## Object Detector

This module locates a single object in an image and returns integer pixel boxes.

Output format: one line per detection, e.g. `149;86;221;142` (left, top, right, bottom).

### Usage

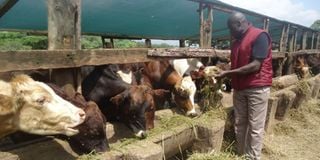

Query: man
217;12;272;160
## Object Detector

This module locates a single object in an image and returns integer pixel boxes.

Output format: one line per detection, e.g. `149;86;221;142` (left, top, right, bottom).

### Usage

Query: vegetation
0;31;175;51
310;20;320;31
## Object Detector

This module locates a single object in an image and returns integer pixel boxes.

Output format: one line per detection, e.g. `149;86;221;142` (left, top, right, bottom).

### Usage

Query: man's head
227;12;250;39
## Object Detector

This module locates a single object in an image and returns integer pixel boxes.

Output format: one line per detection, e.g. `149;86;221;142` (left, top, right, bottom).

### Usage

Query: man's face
228;20;243;39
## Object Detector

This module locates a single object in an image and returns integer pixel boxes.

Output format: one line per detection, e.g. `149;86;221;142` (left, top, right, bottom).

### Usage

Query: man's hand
215;70;230;79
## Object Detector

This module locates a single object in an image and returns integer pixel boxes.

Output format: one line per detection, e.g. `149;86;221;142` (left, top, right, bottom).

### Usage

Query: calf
81;64;166;138
0;75;86;138
47;83;108;154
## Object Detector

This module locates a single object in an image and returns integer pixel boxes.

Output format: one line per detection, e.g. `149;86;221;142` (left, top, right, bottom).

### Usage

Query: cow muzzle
135;130;147;139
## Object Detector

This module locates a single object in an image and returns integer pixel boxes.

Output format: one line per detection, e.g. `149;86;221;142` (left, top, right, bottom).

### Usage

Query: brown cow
47;83;108;154
0;75;86;138
140;61;198;117
81;64;167;138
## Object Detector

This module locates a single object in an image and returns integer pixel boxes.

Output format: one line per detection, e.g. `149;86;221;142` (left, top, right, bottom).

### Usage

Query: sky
220;0;320;27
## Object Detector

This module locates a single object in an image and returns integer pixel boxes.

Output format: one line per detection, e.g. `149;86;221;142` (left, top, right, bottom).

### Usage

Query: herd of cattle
0;54;319;154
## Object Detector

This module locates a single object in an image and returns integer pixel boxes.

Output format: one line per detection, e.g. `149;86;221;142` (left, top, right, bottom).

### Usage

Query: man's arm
216;59;262;78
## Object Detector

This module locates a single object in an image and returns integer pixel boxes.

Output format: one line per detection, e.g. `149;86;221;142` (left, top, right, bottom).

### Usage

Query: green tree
310;20;320;31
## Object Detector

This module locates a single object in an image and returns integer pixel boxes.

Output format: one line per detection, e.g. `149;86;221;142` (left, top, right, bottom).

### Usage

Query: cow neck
0;95;19;138
159;66;177;89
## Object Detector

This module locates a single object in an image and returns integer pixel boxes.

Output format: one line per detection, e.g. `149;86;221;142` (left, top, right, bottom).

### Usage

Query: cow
47;83;108;154
81;64;167;138
294;56;312;78
0;74;86;138
139;61;198;117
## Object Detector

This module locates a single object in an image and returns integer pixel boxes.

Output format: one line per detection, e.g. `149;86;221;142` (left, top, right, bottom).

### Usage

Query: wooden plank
0;49;154;72
148;48;230;58
0;48;317;73
293;29;298;51
0;0;18;17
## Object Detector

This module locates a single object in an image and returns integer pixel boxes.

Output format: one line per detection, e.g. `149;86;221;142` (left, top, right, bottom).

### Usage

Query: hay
187;152;245;160
148;114;195;137
77;150;101;160
198;76;224;112
296;80;311;96
262;99;320;159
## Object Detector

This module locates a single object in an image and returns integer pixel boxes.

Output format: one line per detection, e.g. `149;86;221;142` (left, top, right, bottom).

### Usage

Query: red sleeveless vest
230;26;273;90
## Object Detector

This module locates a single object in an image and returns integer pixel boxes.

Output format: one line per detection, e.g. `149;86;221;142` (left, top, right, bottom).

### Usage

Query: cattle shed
0;0;320;160
0;0;319;72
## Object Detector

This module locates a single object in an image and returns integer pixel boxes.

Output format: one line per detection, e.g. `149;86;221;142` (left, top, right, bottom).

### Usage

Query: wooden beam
279;24;290;52
145;39;152;48
179;40;186;48
293;29;298;51
48;0;81;50
289;29;298;52
311;32;315;49
317;34;320;49
199;3;213;48
0;49;153;73
301;31;308;50
0;48;317;73
0;0;18;17
263;18;270;33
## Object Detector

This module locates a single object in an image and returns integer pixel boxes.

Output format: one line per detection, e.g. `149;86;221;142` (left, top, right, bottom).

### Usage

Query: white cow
0;75;86;138
170;58;204;77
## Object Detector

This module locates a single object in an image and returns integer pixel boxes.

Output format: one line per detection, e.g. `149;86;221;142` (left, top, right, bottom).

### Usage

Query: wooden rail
0;48;318;73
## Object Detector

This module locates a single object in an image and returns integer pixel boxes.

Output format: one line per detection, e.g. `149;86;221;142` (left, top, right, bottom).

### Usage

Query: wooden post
179;40;186;48
48;0;82;92
317;34;320;49
48;0;81;50
263;18;270;33
145;39;152;48
279;24;290;52
311;32;315;49
199;3;213;48
293;29;298;51
301;31;307;50
289;29;297;52
101;36;106;48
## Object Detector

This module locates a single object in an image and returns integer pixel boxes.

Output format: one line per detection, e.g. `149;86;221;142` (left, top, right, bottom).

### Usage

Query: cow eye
36;97;46;105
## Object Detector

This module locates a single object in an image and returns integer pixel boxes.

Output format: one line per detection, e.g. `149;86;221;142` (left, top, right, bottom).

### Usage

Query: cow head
173;76;197;117
47;83;109;154
10;75;86;136
294;56;311;78
69;96;109;154
110;85;168;139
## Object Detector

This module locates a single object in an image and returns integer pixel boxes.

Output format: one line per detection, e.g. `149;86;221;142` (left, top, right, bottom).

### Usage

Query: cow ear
151;89;170;97
110;90;128;106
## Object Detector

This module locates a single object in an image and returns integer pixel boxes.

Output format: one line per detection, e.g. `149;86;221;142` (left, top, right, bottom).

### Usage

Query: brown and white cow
0;75;86;138
81;65;167;138
140;61;198;117
47;83;108;154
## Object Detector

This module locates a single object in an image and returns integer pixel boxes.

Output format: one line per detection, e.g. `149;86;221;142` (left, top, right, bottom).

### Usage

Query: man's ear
151;89;170;97
110;90;128;106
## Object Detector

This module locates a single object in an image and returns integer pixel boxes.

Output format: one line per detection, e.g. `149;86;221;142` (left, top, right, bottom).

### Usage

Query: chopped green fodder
198;76;224;112
187;152;245;160
77;150;101;160
148;114;195;137
110;137;139;151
